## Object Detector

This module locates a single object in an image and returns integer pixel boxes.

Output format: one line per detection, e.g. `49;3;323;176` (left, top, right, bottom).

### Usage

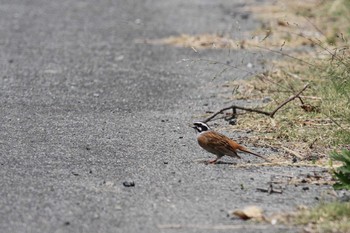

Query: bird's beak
191;126;198;133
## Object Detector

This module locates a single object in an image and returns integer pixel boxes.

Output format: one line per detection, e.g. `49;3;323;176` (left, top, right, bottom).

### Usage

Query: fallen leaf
230;206;264;220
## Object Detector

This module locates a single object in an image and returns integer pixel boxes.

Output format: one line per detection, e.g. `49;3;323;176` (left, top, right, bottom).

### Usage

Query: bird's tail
238;146;271;162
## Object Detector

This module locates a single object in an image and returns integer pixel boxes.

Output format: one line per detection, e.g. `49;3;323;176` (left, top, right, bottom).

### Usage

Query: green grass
231;1;350;232
331;149;350;190
313;58;350;146
228;54;350;160
227;0;350;157
291;202;350;233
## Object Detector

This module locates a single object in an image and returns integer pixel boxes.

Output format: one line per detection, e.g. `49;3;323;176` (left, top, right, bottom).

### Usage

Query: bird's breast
197;132;209;147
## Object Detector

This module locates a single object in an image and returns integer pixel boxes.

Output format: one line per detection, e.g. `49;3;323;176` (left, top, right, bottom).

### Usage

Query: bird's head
192;122;210;133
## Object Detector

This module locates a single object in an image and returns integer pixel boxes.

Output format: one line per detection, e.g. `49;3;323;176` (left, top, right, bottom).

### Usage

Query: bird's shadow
195;160;237;165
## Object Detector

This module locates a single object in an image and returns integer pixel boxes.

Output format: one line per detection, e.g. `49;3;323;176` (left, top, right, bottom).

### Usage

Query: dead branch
269;84;309;117
203;83;310;123
203;105;271;123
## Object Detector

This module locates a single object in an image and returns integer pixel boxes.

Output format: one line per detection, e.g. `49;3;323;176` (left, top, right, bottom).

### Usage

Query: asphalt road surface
0;1;333;232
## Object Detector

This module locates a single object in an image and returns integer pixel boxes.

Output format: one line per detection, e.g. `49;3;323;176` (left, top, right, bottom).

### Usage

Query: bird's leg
208;158;218;164
208;155;223;164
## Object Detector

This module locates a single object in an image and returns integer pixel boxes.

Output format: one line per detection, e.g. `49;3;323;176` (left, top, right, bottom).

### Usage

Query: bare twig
309;138;318;149
203;105;270;123
303;16;326;38
269;83;309;117
203;84;310;123
252;45;318;68
322;112;343;129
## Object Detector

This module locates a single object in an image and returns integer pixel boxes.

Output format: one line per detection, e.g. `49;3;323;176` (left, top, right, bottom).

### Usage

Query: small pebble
116;55;124;61
229;119;237;125
241;13;250;20
123;181;135;187
134;18;142;24
302;187;309;191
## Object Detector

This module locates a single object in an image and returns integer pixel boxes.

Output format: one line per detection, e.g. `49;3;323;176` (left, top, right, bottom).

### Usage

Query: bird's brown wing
198;131;241;158
198;131;270;162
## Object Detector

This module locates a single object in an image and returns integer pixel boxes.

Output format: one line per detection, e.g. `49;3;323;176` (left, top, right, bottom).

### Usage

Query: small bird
192;122;270;164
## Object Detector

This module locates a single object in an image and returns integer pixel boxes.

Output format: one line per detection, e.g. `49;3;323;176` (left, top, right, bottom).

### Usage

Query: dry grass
226;0;350;160
143;1;350;232
147;1;350;232
272;202;350;233
192;0;350;166
248;0;350;47
140;1;350;51
139;1;350;165
220;57;349;162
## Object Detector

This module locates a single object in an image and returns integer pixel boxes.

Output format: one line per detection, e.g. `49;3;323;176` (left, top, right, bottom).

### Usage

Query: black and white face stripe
193;122;210;133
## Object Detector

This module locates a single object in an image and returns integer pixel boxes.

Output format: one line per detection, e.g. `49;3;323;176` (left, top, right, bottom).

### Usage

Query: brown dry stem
203;83;310;123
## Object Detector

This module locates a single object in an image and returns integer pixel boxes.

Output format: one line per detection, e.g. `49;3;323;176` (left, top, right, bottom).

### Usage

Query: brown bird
192;122;270;164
